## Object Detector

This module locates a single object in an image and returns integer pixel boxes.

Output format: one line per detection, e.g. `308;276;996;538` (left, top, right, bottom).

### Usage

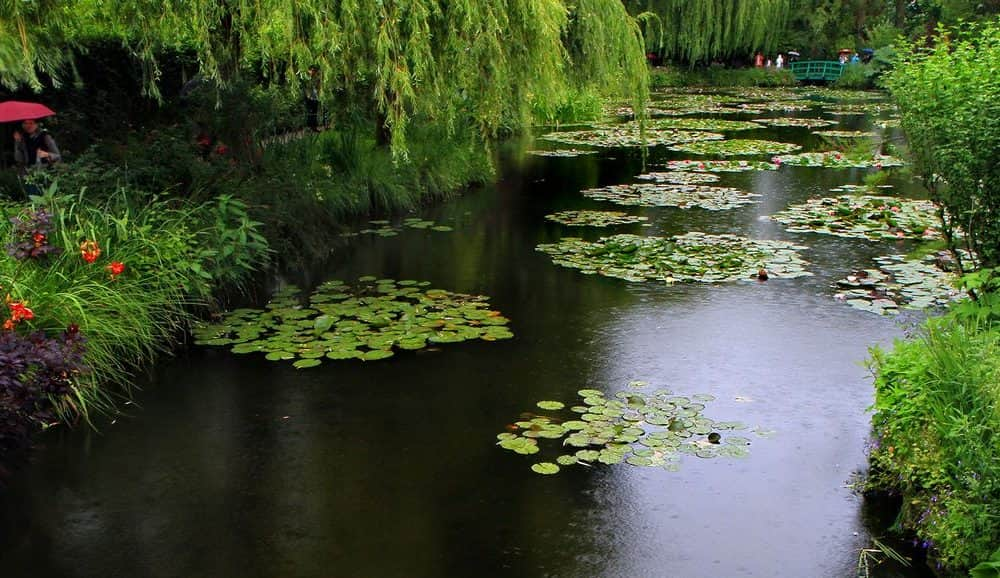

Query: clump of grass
866;309;1000;570
0;185;269;424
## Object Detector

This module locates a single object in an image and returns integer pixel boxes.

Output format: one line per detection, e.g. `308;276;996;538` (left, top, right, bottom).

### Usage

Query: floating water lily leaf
752;117;836;128
531;462;560;475
528;148;599;157
614;117;764;132
537;401;566;411
537;232;812;284
771;194;942;241
661;159;778;173
539;128;724;148
556;455;579;466
833;252;966;315
582;183;760;211
773;151;904;168
497;385;767;475
635;171;721;185
292;358;322;369
545;210;648;227
812;130;877;139
193;278;513;368
669;139;802;156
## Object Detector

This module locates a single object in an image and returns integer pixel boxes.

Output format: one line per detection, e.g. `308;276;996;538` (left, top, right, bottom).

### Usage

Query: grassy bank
0;189;268;465
866;295;1000;572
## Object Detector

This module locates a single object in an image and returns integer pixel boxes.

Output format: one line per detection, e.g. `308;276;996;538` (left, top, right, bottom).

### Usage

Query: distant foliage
626;0;791;62
886;19;1000;271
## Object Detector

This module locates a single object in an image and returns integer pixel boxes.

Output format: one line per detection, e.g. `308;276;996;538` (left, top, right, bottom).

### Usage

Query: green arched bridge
789;61;845;82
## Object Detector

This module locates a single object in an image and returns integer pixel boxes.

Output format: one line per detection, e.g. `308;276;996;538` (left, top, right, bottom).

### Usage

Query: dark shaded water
1;93;938;577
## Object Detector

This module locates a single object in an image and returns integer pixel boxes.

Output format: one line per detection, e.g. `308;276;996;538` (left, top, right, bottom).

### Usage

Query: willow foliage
1;0;647;156
624;0;791;63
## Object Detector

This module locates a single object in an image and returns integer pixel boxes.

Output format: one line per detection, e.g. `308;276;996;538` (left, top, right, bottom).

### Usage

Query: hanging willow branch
1;0;648;157
623;0;791;63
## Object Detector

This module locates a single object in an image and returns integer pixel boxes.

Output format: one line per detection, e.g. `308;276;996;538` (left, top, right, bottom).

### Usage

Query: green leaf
531;462;560;475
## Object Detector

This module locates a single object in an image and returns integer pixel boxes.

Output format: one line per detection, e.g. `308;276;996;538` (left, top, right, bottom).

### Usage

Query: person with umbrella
0;101;60;175
14;118;60;172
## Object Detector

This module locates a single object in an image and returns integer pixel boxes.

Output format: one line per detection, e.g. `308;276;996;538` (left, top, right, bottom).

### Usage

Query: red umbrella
0;101;56;123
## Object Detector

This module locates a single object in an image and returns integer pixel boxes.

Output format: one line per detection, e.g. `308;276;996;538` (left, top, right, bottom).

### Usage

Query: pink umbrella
0;101;56;123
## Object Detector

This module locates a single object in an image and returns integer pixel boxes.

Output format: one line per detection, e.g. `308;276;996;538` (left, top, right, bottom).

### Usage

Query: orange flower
80;240;101;264
2;319;13;331
3;301;34;330
106;261;126;280
33;232;46;247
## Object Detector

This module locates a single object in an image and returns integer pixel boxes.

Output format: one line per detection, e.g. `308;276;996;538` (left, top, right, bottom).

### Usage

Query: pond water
1;90;940;577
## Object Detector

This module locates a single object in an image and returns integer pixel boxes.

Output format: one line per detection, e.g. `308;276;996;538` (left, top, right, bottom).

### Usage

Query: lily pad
536;232;812;284
752;117;837;128
833;253;965;315
528;149;599;158
537;401;566;411
669;139;802;156
812;130;877;139
773;151;904;168
193;278;513;367
582;183;760;211
531;462;560;475
539;128;724;148
661;159;778;173
770;195;942;241
545;210;648;227
635;171;721;185
497;385;766;475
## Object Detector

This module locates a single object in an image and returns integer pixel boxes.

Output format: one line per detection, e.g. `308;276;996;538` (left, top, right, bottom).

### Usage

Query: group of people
753;51;796;69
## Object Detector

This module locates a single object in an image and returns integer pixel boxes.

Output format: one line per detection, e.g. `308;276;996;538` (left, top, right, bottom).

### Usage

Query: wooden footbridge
789;61;845;82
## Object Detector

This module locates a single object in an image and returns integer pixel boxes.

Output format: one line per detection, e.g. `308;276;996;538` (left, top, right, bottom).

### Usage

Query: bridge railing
789;61;845;81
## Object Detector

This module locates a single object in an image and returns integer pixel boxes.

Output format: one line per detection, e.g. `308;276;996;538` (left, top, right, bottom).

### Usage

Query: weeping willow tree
1;0;647;156
624;0;792;63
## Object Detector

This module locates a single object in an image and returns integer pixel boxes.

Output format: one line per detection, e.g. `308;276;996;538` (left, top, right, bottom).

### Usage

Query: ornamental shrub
885;20;1000;272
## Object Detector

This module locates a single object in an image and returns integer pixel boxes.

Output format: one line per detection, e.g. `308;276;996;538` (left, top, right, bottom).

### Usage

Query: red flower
106;261;126;280
33;232;46;247
80;240;101;264
9;302;34;322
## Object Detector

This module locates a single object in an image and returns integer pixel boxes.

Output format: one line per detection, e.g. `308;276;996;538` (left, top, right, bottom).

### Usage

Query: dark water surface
1;94;937;577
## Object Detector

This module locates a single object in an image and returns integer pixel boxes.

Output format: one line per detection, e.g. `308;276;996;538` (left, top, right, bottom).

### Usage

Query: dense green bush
0;186;269;428
867;295;1000;570
649;66;796;88
886;20;1000;271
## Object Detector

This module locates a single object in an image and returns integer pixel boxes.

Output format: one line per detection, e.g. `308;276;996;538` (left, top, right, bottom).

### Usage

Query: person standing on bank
303;65;321;132
13;118;60;174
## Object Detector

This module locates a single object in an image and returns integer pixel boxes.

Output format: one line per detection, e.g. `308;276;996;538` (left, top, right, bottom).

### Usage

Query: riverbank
0;116;496;469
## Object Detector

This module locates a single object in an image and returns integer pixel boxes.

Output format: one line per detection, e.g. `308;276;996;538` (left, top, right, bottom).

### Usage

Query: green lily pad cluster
539;127;724;148
545;210;648;227
661;159;778;172
770;195;941;241
822;102;898;115
528;149;598;158
669;139;802;156
620;118;763;132
752;117;837;128
636;171;721;184
536;232;812;283
738;101;814;112
344;218;453;237
774;151;905;168
192;278;513;367
812;130;877;139
498;388;760;475
799;88;884;101
834;254;964;315
582;183;761;211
